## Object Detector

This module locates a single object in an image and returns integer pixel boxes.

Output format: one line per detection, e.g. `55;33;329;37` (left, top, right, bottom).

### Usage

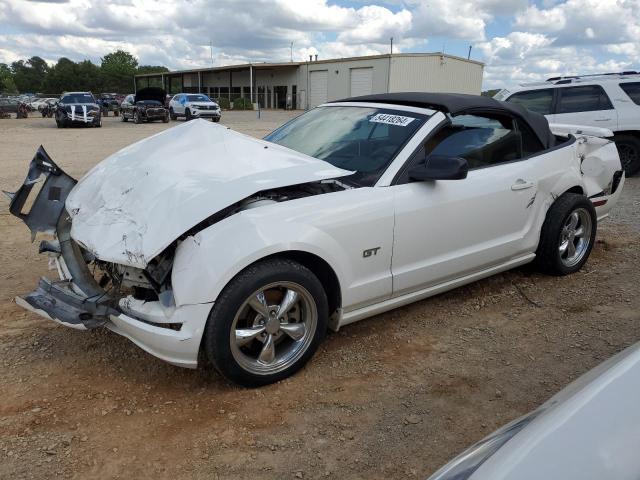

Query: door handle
594;118;612;122
511;179;534;191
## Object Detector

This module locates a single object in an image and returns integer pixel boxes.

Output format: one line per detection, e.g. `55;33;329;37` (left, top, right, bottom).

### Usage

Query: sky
0;0;639;89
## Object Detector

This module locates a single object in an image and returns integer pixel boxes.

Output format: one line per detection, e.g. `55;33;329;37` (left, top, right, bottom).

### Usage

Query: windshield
187;94;212;102
264;106;428;186
60;93;95;104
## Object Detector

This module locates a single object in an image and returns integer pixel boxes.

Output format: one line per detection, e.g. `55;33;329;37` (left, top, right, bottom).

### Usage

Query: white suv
168;93;221;122
495;72;640;175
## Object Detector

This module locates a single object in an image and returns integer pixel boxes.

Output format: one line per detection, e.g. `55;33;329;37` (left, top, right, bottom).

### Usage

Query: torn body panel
65;119;353;268
8;141;353;368
549;125;625;219
8;149;211;367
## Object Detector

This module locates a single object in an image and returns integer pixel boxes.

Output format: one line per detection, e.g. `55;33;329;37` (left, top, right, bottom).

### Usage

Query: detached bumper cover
17;277;114;330
7;146;114;329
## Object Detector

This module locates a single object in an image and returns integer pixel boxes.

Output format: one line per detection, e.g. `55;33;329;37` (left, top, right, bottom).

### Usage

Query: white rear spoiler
549;123;614;138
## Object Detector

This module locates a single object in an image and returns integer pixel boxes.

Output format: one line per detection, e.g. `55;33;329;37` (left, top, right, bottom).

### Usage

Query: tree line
0;50;169;95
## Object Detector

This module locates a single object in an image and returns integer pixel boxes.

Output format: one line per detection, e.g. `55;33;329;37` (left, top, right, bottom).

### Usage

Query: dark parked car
55;92;102;128
121;88;169;124
0;97;19;112
99;93;120;116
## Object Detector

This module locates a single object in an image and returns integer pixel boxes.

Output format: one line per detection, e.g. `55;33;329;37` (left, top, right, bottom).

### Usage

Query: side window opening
424;114;521;169
515;118;545;157
620;82;640;105
404;113;546;176
556;85;613;113
506;88;554;115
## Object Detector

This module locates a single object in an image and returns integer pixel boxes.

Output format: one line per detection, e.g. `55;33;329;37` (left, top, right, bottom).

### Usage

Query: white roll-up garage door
350;67;373;97
309;70;328;108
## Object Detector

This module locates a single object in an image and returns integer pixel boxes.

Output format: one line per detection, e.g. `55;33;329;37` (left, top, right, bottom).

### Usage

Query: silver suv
168;93;221;122
496;71;640;175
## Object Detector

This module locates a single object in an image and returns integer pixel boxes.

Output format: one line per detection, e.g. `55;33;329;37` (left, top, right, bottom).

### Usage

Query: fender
171;188;395;310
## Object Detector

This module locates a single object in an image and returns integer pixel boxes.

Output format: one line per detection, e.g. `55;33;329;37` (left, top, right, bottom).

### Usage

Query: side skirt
338;253;536;328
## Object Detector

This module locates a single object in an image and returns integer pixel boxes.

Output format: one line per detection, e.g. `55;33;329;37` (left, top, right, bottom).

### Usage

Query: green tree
136;65;169;75
11;56;49;92
100;50;138;92
76;60;102;92
43;57;77;93
0;63;18;93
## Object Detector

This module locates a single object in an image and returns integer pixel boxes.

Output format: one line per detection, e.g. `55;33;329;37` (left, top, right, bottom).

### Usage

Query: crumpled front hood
66;119;351;268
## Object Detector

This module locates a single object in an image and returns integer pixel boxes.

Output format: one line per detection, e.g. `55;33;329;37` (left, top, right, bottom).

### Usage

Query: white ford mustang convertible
8;93;624;386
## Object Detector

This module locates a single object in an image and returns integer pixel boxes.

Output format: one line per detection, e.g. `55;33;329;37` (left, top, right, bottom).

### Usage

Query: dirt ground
1;112;639;480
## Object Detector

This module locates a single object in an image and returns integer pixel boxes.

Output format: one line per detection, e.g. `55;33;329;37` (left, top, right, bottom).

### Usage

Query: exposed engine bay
95;179;350;308
6;143;350;332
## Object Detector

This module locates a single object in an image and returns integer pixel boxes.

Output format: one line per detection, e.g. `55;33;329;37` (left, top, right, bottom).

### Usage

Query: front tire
535;193;597;275
203;258;328;387
614;134;640;177
169;107;176;120
185;108;192;121
134;110;142;124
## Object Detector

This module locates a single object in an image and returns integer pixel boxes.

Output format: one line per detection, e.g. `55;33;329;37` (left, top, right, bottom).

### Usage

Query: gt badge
363;247;381;258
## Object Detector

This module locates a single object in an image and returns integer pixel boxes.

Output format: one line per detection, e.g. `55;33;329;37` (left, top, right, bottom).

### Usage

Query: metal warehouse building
134;52;484;110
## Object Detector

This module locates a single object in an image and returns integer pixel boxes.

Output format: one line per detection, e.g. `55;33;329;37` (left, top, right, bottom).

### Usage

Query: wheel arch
263;250;342;319
195;249;342;368
562;185;584;196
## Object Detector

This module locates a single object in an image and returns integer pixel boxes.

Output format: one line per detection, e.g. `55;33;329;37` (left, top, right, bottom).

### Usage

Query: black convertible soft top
336;92;555;149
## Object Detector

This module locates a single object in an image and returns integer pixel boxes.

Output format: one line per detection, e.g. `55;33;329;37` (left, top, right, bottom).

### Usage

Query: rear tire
614;134;640;177
169;108;176;120
535;193;597;276
185;108;192;121
203;258;328;387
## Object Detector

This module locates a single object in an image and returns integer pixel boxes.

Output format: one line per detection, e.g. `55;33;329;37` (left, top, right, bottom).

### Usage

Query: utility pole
290;41;294;62
210;40;214;65
390;37;393;55
467;45;472;60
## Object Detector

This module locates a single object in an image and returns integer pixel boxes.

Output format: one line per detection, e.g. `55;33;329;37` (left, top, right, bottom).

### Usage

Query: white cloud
477;31;633;88
408;0;529;42
514;0;640;45
0;0;418;67
0;0;640;92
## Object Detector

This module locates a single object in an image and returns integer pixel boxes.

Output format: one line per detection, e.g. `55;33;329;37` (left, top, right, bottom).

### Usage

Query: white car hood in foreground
66;119;351;267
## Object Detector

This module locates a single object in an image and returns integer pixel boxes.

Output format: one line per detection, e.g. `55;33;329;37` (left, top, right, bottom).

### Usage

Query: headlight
427;411;542;480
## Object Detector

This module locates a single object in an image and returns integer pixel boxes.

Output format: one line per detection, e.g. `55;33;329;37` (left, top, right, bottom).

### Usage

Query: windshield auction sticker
369;113;415;126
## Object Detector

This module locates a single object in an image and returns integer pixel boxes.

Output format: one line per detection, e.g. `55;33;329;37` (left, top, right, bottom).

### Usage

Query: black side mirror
408;154;468;181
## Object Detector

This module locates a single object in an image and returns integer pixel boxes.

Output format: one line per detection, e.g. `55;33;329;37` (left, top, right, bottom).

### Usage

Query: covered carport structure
135;62;302;109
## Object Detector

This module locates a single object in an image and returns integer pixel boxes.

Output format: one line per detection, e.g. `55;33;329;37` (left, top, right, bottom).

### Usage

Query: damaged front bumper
7;147;209;368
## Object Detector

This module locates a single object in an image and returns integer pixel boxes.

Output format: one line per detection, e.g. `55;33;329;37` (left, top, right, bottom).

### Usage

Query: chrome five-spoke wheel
204;258;328;386
231;282;317;375
559;208;592;268
536;192;597;275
